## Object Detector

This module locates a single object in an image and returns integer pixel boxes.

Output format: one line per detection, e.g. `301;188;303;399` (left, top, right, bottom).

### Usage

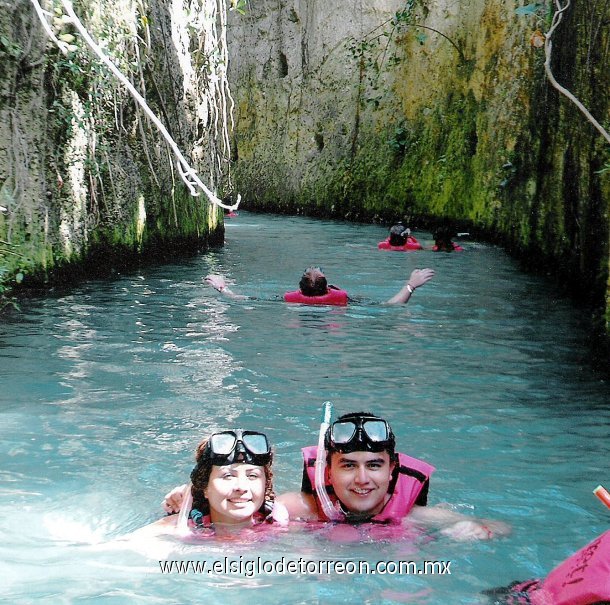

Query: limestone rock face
0;0;227;285
226;0;407;213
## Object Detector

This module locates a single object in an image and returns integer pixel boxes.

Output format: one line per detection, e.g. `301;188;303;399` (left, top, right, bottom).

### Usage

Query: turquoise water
1;212;608;604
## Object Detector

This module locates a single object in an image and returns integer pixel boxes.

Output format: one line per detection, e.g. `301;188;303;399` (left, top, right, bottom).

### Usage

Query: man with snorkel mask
276;412;511;540
285;412;431;524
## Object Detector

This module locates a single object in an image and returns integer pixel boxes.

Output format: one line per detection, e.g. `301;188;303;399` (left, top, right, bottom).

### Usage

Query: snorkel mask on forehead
325;414;396;455
202;429;272;466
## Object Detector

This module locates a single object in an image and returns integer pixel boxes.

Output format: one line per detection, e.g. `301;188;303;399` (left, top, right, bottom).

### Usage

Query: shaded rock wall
0;0;226;288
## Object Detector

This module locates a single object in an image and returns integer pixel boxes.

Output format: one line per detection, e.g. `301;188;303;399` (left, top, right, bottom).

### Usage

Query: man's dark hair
433;226;456;252
299;268;328;296
389;224;407;246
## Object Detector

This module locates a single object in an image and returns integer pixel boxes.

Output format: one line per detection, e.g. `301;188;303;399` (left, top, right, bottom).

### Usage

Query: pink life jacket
506;530;610;605
378;237;423;251
284;288;348;306
301;445;435;523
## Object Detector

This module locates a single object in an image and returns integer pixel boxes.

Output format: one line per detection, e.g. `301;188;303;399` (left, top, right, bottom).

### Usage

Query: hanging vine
30;0;241;210
519;0;610;145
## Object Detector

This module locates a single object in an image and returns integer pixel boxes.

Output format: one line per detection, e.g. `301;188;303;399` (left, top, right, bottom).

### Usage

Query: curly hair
190;437;276;518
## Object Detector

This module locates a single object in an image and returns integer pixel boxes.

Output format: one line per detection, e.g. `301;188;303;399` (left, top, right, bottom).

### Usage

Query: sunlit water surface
1;212;608;604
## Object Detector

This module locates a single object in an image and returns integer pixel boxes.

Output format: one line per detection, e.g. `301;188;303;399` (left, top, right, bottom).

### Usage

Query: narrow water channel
1;212;608;603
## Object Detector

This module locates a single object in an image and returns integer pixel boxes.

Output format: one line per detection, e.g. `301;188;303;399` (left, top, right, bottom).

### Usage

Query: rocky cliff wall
0;0;228;290
226;0;609;351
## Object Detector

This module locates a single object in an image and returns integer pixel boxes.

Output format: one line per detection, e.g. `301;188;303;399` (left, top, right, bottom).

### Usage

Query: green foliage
232;0;248;15
388;123;410;155
513;1;552;27
347;0;465;99
0;267;20;312
347;0;420;74
0;34;22;59
0;267;9;295
594;160;610;175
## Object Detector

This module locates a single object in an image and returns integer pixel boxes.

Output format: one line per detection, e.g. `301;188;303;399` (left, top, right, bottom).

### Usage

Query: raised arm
386;268;435;305
205;274;249;299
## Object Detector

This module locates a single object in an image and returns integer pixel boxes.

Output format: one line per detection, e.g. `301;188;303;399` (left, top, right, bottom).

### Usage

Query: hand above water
205;274;227;292
386;268;435;304
407;268;435;289
162;483;187;514
205;274;248;299
408;504;511;541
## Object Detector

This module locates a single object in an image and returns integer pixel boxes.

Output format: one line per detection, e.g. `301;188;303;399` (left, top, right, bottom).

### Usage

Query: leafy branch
29;0;242;210
349;1;466;77
411;24;465;63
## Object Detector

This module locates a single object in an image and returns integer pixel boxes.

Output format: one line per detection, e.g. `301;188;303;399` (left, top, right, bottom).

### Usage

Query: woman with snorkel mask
133;429;288;539
188;430;281;529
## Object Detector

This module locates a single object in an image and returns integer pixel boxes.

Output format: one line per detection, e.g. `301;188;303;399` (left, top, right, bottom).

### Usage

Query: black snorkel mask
325;415;396;455
203;429;272;466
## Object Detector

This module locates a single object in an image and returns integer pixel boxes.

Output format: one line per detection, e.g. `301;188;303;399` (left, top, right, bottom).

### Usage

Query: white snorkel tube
315;401;344;521
175;482;193;537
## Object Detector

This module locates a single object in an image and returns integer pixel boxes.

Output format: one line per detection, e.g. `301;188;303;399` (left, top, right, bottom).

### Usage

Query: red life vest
506;530;610;605
378;237;422;251
284;288;348;306
301;445;435;522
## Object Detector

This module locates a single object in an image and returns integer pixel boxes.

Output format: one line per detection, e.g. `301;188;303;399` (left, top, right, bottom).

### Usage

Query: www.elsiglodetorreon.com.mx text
159;557;452;577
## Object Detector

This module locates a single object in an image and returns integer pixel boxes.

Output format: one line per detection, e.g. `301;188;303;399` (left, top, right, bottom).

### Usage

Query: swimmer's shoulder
276;491;319;521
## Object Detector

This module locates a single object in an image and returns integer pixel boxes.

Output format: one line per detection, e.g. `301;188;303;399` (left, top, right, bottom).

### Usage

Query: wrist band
406;284;414;294
594;485;610;509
